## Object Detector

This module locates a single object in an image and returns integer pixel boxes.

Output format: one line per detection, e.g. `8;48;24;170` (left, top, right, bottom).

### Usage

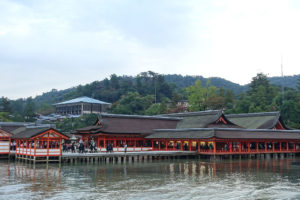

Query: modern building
54;96;111;116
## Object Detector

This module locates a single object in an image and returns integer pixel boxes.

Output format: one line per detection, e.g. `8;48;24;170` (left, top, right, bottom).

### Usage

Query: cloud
0;0;300;99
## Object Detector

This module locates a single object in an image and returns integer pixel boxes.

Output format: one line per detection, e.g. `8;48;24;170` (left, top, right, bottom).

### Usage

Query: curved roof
160;110;239;129
226;112;289;129
75;114;181;135
12;127;69;139
54;96;111;105
0;129;12;138
146;128;300;140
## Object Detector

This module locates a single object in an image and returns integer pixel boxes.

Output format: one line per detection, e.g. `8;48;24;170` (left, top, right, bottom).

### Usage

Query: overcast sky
1;0;300;99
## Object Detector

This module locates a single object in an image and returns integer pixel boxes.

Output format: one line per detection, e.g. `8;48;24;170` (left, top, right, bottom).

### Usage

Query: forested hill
30;73;300;106
268;75;300;89
164;75;246;94
1;72;300;128
164;74;300;94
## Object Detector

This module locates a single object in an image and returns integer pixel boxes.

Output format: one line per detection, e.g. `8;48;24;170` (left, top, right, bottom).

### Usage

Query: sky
1;0;300;99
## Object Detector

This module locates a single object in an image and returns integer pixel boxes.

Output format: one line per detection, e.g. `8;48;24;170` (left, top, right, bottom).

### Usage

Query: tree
243;73;279;112
23;97;36;122
0;97;11;113
112;92;154;115
186;79;218;111
37;103;55;115
297;75;300;91
145;102;167;115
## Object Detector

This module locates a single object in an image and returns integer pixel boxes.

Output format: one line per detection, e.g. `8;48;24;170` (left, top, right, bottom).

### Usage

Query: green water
0;158;299;200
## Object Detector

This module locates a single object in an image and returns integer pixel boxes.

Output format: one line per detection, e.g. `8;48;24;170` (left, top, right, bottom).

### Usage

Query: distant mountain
31;73;299;108
163;74;247;94
164;74;300;94
268;75;299;89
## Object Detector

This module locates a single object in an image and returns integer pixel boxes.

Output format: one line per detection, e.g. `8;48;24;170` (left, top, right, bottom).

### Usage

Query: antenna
281;56;284;106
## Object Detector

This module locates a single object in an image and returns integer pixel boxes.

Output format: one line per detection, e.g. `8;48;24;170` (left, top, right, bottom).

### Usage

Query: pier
7;149;299;164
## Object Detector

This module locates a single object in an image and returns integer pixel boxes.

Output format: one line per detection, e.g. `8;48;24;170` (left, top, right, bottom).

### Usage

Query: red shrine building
75;114;180;152
12;127;69;162
74;110;300;155
0;129;12;156
0;123;69;162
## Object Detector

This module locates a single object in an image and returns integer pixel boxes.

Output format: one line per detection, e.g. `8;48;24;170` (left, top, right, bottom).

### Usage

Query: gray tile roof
146;128;300;140
12;127;69;139
54;96;111;105
226;112;289;129
159;110;239;129
75;114;181;135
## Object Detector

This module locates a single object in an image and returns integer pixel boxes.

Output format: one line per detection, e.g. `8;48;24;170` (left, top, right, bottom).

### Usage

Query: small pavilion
12;127;69;163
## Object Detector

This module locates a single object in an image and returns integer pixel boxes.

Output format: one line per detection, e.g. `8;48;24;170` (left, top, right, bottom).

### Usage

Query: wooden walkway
7;150;299;164
61;151;197;164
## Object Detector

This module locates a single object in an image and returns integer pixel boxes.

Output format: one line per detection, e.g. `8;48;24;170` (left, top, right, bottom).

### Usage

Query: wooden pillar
239;141;242;153
8;138;11;154
272;142;275;152
134;139;136;151
287;141;289;151
247;142;250;153
198;140;200;152
293;142;296;151
47;138;50;157
180;140;183;151
104;138;106;148
34;139;37;157
141;139;143;151
29;140;32;157
173;141;175;151
264;142;267;152
189;140;191;151
152;140;154;150
229;142;232;153
165;140;168;151
114;138;117;147
280;142;282;152
256;142;258;153
213;141;216;154
59;138;62;155
158;140;161;151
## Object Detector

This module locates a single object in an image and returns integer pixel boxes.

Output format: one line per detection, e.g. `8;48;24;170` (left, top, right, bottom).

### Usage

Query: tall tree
112;92;154;115
297;75;300;91
186;79;218;111
23;97;36;122
0;97;11;113
245;73;279;112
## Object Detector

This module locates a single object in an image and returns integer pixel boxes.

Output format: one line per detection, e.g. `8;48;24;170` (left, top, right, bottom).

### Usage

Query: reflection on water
0;158;299;200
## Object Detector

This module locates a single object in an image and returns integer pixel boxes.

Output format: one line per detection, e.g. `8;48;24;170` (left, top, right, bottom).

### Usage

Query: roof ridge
54;96;111;105
153;127;300;133
100;113;182;121
159;110;222;117
226;111;280;118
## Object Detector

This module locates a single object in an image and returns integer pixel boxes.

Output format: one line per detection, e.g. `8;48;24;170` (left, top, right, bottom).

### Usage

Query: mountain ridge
31;73;299;106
